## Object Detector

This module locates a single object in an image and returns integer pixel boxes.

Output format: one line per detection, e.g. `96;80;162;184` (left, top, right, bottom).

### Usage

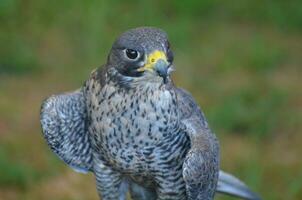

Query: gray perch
41;27;261;200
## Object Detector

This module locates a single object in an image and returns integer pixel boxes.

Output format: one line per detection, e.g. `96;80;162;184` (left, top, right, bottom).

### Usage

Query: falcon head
107;27;174;84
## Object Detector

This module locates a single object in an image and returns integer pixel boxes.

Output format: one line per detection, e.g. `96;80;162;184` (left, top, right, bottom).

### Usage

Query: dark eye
167;48;173;63
125;49;139;60
166;41;171;49
166;41;173;63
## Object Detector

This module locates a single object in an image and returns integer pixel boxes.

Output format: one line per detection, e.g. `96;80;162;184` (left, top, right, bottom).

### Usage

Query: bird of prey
40;27;261;200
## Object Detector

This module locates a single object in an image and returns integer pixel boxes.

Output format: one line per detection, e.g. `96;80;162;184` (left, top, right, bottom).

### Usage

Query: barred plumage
40;27;261;200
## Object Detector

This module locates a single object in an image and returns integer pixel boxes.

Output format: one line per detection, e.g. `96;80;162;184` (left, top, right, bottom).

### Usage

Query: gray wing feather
217;170;262;200
40;89;93;173
176;88;261;200
177;88;219;200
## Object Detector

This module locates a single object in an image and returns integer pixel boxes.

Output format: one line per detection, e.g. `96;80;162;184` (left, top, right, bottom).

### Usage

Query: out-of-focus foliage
0;0;301;200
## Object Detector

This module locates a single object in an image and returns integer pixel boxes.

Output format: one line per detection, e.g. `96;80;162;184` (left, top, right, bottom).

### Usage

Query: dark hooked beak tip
155;59;169;82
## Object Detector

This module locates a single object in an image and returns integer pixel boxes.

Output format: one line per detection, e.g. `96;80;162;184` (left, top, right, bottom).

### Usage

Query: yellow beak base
137;50;168;72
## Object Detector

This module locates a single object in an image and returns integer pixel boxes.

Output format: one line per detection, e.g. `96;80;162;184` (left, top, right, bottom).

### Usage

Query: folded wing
177;88;220;200
176;88;261;200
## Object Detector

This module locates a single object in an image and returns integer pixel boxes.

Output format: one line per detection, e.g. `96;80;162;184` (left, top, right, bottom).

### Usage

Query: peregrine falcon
40;27;261;200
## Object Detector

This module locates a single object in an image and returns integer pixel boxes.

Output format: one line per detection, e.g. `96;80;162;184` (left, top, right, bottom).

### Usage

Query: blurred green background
0;0;301;199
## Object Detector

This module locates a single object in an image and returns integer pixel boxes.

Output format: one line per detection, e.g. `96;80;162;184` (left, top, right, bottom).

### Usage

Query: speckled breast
88;81;186;177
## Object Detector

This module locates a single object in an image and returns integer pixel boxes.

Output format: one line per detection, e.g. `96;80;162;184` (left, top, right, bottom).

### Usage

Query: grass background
0;0;302;199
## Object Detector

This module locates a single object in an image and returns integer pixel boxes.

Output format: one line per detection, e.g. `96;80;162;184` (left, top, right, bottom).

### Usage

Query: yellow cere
137;50;168;72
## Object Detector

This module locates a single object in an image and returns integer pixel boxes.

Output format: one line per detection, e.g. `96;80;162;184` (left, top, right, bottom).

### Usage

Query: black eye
166;41;171;49
167;49;173;63
125;49;139;60
166;41;173;63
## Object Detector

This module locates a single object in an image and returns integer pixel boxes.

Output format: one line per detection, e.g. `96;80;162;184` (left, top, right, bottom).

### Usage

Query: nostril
155;59;168;79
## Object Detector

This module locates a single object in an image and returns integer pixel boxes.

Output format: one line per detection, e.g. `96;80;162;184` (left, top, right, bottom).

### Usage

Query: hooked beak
137;50;169;82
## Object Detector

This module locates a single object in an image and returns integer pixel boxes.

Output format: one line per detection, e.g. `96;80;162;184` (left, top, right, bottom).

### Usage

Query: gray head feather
106;27;173;81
